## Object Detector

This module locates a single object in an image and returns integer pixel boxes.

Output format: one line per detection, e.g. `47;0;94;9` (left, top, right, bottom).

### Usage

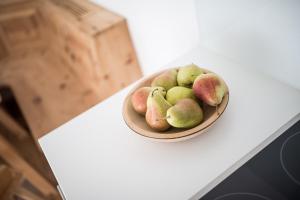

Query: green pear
166;86;196;105
166;99;203;128
145;87;172;131
193;73;228;106
151;69;178;90
177;64;203;87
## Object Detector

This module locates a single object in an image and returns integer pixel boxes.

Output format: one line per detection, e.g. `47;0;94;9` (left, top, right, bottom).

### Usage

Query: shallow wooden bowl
122;68;229;142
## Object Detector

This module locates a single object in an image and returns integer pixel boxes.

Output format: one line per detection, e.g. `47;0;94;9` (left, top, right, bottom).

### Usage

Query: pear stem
151;88;159;97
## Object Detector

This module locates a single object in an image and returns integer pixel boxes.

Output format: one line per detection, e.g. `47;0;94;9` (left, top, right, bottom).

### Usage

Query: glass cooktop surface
200;119;300;200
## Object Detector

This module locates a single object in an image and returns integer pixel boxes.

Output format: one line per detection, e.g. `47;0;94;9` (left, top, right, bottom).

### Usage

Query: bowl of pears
122;64;229;142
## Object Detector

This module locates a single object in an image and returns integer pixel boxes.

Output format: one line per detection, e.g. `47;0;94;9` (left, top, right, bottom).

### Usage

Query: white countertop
39;46;300;200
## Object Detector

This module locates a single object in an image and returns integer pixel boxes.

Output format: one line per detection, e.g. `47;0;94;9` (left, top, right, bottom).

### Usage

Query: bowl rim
122;67;229;142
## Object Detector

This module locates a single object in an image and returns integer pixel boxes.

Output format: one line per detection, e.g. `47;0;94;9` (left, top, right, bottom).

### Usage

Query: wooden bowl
122;68;229;142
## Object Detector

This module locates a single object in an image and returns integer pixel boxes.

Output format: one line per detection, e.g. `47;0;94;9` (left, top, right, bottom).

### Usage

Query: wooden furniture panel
94;19;142;97
0;37;8;60
1;14;38;47
0;134;57;197
0;164;50;200
37;0;142;96
13;187;45;200
0;1;44;54
0;107;28;140
0;51;101;137
37;3;97;84
0;0;142;138
0;121;58;188
0;165;13;197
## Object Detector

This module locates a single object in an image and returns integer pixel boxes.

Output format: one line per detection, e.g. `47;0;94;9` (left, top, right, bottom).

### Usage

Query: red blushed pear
131;87;152;115
145;87;171;131
192;73;228;106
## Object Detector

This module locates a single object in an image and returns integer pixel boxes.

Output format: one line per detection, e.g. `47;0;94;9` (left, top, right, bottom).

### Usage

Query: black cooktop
200;119;300;200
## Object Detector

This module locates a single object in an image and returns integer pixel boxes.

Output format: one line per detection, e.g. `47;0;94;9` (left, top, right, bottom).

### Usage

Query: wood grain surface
0;0;142;138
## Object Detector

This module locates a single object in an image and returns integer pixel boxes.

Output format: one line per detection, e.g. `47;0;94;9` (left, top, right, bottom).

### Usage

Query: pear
166;86;196;105
177;64;203;87
166;99;203;128
151;69;178;90
193;73;228;106
145;87;171;131
131;87;152;115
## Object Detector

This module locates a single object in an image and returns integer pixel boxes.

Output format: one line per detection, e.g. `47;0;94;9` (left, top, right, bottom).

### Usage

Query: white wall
92;0;200;75
92;0;300;89
195;0;300;89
